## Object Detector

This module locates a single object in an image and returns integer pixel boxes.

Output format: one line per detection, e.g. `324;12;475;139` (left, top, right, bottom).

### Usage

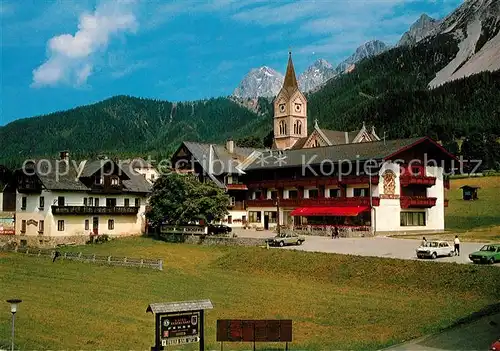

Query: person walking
334;226;339;239
454;235;460;256
421;237;427;246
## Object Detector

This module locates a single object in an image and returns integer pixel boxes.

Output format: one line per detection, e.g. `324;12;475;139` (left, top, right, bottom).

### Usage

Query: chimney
59;151;69;161
226;138;234;153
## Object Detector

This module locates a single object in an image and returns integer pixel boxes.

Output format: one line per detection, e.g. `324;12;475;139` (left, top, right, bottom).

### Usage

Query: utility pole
276;196;281;235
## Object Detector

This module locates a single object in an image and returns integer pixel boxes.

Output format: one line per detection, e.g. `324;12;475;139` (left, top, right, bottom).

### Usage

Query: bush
95;234;110;244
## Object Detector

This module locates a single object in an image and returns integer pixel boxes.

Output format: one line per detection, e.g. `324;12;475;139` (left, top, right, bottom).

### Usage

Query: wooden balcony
247;196;380;208
51;206;139;215
400;175;436;187
246;175;379;189
228;201;246;211
400;196;437;209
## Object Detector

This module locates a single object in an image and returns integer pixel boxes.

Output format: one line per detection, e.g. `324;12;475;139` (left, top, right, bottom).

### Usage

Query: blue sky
0;0;463;125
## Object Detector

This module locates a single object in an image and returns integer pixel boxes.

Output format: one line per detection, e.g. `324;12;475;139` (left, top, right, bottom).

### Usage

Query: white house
13;152;151;247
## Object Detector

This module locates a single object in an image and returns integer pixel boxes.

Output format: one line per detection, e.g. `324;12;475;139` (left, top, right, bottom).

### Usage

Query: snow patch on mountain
298;59;337;92
232;66;284;98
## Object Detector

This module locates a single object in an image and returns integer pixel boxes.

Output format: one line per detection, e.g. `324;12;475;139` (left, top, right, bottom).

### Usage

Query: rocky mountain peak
232;66;284;98
398;13;440;46
335;40;388;73
298;59;336;93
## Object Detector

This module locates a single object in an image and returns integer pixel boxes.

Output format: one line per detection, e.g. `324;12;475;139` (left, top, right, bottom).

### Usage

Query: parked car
416;240;454;259
266;232;305;247
207;224;232;235
490;338;500;351
469;244;500;264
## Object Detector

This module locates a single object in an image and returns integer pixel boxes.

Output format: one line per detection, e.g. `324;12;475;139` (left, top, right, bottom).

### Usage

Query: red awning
290;206;369;217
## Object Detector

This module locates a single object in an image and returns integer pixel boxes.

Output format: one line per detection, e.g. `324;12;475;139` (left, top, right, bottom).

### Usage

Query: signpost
146;299;213;351
216;319;292;350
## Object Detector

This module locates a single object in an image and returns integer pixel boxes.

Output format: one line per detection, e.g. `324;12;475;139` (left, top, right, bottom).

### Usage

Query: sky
0;0;464;125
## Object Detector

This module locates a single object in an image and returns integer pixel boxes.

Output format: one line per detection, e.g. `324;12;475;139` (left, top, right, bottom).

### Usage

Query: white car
416;240;454;259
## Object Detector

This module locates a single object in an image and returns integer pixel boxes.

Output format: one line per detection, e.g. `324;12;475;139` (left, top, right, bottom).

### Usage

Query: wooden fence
1;246;163;270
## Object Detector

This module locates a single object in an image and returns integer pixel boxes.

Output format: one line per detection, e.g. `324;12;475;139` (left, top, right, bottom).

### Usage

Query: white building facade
12;156;151;247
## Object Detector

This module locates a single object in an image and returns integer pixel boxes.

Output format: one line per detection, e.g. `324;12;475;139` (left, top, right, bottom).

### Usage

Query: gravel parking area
233;229;499;265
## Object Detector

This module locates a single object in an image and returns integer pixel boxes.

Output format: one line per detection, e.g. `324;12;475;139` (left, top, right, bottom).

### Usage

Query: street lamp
6;299;21;351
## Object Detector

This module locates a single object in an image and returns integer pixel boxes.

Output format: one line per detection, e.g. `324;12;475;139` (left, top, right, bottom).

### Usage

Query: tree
263;130;274;148
147;173;229;226
442;140;459;156
236;136;263;148
461;133;487;172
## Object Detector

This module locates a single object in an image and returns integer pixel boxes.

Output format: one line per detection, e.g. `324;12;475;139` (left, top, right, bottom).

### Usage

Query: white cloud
31;0;137;87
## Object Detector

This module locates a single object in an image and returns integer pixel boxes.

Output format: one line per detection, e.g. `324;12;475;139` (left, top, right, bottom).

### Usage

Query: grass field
446;176;500;231
1;237;500;350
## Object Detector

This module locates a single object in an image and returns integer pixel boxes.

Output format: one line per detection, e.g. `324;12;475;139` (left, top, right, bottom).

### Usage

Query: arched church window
284;123;287;135
297;121;302;135
314;140;320;147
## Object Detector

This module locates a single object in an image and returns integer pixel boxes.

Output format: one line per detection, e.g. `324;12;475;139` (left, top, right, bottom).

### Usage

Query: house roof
20;159;151;193
182;141;266;174
459;185;480;189
146;299;214;314
321;129;350;144
290;137;308;149
245;137;427;170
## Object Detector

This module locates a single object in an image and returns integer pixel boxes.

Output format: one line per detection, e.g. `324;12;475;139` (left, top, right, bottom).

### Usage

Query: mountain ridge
233;39;388;98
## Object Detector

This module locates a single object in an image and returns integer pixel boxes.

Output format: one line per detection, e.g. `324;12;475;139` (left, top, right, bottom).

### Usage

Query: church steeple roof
282;51;299;95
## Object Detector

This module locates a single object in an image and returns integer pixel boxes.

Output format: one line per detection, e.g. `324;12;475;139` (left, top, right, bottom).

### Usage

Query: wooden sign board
216;319;292;342
160;311;200;346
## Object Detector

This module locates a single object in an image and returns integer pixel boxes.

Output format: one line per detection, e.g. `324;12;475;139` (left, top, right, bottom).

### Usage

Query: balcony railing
228;201;246;211
246;175;379;189
400;196;437;209
51;205;139;215
400;175;436;187
247;196;380;208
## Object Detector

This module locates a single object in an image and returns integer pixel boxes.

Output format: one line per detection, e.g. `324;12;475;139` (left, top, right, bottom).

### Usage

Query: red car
491;338;500;351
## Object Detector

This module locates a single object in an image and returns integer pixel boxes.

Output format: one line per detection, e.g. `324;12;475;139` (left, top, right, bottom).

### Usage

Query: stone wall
158;233;264;247
0;233;141;248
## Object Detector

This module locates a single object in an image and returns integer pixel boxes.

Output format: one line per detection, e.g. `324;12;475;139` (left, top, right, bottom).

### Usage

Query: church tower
273;52;308;150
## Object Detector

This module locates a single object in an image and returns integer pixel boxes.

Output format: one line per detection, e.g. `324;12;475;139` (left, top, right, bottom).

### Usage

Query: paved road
283;236;499;265
382;313;500;350
234;229;498;265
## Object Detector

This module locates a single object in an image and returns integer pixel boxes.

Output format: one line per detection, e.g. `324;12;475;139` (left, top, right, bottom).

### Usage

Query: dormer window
95;176;103;185
111;177;119;186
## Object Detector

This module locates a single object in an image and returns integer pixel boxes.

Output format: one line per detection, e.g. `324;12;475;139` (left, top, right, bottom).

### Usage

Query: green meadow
1;237;499;350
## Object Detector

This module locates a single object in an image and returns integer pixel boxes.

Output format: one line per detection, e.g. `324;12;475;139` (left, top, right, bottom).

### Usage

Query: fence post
93;254;96;262
38;250;41;257
63;252;67;259
140;259;144;268
108;256;111;263
78;252;82;258
124;257;127;264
